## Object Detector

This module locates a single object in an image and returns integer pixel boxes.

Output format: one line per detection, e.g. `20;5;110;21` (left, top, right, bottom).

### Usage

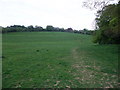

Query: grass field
0;33;2;89
2;32;119;88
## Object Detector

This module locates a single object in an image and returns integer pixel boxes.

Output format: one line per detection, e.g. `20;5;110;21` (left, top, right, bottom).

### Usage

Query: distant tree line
1;25;94;35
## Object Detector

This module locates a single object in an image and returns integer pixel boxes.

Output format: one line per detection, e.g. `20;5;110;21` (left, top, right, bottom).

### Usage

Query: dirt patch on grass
71;48;118;88
72;48;79;59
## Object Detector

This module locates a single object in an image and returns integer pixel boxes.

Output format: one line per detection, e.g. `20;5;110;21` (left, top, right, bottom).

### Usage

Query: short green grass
2;32;119;88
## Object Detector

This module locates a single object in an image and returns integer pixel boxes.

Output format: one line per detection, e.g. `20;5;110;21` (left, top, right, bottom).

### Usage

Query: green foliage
2;25;94;35
93;2;120;44
46;25;54;31
35;26;43;31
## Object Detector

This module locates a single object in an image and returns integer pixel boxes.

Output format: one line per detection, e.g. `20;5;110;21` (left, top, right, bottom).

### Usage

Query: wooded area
1;25;93;35
93;1;120;44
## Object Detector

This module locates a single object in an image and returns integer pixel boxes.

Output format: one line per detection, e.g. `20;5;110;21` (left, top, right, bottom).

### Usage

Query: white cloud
0;0;97;30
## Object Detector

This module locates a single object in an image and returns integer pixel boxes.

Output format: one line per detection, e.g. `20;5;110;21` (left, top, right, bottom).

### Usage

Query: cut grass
2;32;119;88
0;33;2;89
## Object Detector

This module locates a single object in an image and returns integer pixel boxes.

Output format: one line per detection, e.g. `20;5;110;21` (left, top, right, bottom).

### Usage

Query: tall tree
93;2;120;44
83;0;119;44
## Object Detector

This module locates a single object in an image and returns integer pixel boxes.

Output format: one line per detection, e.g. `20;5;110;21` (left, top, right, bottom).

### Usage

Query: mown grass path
2;32;119;88
71;47;118;88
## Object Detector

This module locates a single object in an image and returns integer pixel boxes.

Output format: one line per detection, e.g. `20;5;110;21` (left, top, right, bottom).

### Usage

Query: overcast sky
0;0;117;30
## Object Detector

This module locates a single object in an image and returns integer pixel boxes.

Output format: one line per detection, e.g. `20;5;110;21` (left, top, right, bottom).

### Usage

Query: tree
35;26;43;31
46;25;54;31
83;0;119;44
66;28;73;32
27;25;34;32
93;2;120;44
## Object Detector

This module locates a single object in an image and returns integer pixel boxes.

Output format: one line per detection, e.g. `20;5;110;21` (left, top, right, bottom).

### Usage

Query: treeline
1;25;94;35
93;1;120;44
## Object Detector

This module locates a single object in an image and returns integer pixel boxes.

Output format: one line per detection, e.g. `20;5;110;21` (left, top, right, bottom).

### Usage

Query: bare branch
82;0;116;10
